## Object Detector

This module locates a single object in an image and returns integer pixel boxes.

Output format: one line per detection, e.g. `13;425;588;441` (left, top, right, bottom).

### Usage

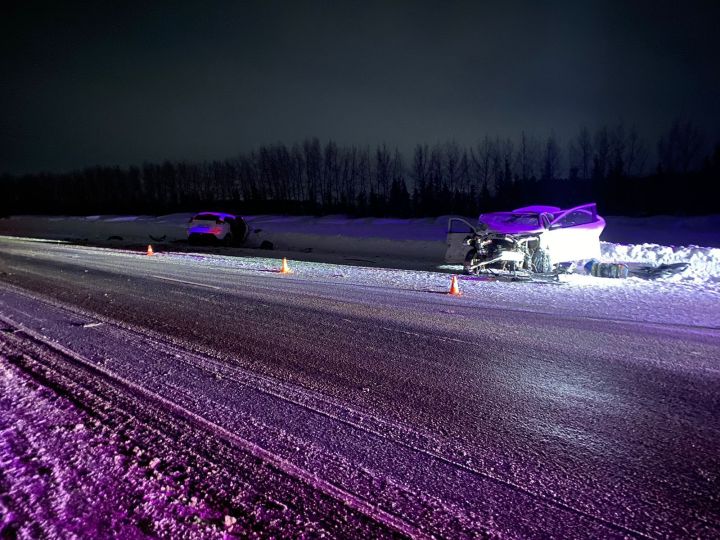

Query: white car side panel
543;228;601;264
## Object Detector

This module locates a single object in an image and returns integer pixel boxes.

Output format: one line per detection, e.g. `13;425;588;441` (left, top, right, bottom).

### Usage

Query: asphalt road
1;236;718;538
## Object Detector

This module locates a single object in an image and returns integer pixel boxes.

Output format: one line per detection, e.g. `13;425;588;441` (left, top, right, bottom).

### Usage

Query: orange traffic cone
449;275;462;296
146;244;154;256
280;257;292;274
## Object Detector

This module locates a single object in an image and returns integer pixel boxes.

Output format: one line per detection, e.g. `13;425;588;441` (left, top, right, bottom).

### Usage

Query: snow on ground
244;215;447;261
0;333;383;539
2;212;719;245
2;212;720;280
0;213;191;247
602;242;720;285
1;211;719;295
0;347;224;539
144;248;718;328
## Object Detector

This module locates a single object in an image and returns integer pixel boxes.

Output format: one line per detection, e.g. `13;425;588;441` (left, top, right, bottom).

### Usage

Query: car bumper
188;232;223;243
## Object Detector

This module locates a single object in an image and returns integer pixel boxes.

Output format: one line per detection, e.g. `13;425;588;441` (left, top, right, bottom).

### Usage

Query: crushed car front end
463;228;550;274
446;204;604;275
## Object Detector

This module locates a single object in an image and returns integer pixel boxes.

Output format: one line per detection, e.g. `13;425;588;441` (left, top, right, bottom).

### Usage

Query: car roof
479;203;602;233
511;205;562;214
192;211;236;219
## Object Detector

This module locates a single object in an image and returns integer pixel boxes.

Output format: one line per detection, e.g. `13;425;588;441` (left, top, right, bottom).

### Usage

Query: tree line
1;120;718;218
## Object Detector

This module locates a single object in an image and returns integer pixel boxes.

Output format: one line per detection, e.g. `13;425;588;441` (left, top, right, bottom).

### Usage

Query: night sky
2;0;719;174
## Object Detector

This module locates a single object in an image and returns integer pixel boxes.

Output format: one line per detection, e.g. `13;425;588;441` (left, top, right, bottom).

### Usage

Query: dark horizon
2;0;720;175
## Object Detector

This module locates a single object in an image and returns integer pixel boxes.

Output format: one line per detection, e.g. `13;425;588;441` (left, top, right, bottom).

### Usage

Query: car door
544;206;601;263
445;217;476;263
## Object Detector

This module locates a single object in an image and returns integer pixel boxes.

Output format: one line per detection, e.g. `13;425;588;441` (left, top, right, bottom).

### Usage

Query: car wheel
463;249;479;275
223;233;233;246
532;248;552;273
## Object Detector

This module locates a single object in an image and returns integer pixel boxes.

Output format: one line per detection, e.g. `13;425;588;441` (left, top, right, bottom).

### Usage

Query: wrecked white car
445;203;605;274
187;212;249;246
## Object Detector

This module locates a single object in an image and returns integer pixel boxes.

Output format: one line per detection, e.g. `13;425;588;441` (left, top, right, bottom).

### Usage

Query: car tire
463;249;479;275
223;233;233;246
532;248;552;273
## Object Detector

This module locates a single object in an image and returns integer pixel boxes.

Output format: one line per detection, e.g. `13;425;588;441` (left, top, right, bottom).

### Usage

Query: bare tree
499;137;514;185
471;136;495;191
428;145;444;192
410;145;428;191
338;146;357;207
624;126;648;177
389;148;410;214
577;127;593;180
374;144;392;202
322;140;339;206
444;140;461;192
515;131;541;181
458;150;472;194
542;134;561;180
356;146;372;207
592;126;610;180
658;120;705;174
608;124;626;178
289;143;306;201
303;138;322;204
567;127;594;180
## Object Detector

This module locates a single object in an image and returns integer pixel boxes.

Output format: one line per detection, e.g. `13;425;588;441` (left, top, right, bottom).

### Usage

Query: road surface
1;236;718;538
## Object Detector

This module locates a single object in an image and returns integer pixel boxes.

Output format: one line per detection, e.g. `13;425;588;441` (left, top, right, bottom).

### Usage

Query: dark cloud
2;0;719;174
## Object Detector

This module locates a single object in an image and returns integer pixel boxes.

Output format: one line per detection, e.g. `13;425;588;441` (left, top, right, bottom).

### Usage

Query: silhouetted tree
658;119;705;174
1;126;714;219
542;134;561;181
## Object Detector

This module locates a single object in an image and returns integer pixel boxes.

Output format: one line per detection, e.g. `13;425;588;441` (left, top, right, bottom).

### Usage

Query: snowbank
602;242;720;284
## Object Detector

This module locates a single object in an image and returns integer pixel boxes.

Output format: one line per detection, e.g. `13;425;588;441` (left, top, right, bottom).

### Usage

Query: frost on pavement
0;355;201;539
0;352;248;539
0;339;395;539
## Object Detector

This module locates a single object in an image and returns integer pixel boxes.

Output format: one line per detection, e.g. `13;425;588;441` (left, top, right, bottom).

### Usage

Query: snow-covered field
1;212;719;289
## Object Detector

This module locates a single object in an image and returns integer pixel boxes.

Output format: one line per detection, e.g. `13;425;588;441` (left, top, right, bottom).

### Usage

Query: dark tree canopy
2;124;718;218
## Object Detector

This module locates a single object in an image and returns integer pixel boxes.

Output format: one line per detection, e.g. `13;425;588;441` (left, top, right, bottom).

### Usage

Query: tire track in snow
0;312;430;540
